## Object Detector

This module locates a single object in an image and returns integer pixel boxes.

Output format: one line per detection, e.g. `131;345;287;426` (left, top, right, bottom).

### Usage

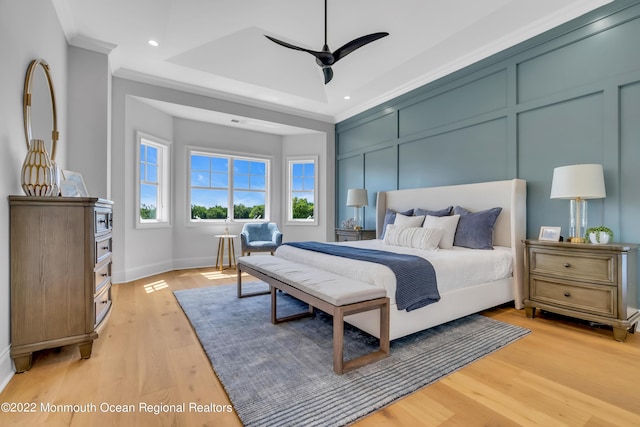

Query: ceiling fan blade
333;32;389;62
323;67;333;84
265;35;334;63
265;35;315;53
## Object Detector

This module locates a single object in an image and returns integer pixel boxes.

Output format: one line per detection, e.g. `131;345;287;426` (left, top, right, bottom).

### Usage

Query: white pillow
423;214;460;249
383;225;443;250
393;213;425;227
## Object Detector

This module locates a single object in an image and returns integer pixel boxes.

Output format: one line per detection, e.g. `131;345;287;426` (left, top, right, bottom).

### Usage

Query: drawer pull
563;263;571;268
564;292;571;297
101;273;108;277
101;246;110;250
98;219;106;224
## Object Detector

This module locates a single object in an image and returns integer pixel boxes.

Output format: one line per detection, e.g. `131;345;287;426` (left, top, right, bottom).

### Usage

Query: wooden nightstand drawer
529;249;615;284
524;239;639;341
530;277;616;318
335;229;376;242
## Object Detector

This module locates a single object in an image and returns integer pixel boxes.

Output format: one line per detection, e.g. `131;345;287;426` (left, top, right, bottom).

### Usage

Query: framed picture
60;180;82;197
61;170;88;197
539;226;561;241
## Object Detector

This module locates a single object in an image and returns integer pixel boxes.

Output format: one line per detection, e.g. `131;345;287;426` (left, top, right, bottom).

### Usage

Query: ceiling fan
265;0;389;84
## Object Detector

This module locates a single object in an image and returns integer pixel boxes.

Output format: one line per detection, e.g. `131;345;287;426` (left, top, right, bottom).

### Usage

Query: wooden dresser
335;228;377;242
523;239;639;341
9;196;114;372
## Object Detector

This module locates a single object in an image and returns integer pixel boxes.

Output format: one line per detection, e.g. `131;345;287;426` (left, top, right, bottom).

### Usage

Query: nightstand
523;239;639;341
335;228;377;242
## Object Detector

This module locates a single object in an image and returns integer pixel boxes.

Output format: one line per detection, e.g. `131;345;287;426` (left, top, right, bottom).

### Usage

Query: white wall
67;45;111;198
0;0;68;389
172;118;283;270
114;96;175;281
282;133;332;242
111;78;336;283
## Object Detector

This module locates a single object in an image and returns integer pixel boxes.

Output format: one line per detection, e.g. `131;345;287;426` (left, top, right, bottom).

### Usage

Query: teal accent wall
336;0;640;304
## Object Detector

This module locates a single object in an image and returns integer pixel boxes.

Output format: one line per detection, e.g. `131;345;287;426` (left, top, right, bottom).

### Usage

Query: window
287;156;318;224
137;133;171;227
189;150;270;222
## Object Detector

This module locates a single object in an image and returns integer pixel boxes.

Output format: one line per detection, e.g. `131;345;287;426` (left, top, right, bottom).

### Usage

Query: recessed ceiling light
344;95;351;100
148;40;159;47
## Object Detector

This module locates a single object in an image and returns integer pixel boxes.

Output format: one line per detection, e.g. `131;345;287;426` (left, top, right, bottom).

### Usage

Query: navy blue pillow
380;208;414;238
415;206;453;217
452;206;502;250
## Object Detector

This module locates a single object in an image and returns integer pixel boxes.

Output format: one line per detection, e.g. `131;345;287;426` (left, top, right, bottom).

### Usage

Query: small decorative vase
589;232;610;244
21;139;54;196
50;161;61;196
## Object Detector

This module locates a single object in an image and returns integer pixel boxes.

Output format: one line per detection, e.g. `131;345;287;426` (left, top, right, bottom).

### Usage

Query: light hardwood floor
1;267;639;426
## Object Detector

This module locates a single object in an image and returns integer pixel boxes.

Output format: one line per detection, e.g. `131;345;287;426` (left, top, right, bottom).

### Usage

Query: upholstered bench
237;255;390;374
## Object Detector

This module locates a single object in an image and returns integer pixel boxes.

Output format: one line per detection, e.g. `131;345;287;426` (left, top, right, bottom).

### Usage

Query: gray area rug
174;282;530;427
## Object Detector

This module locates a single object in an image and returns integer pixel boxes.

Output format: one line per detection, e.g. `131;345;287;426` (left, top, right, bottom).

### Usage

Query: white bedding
275;239;513;306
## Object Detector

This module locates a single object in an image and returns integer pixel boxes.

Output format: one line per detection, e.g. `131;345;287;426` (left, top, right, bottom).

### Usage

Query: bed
275;179;527;340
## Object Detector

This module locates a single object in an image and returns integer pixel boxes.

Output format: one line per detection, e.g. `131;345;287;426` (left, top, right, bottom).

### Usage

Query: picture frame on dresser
61;169;89;197
539;226;561;241
60;179;82;197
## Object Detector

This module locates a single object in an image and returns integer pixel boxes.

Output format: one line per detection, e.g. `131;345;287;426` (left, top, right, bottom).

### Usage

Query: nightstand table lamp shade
346;188;368;229
550;164;606;243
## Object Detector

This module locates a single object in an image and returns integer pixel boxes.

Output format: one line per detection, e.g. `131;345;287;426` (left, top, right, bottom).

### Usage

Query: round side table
214;234;238;271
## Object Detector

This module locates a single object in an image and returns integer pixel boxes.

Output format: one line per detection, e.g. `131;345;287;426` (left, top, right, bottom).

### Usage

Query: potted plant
585;226;613;244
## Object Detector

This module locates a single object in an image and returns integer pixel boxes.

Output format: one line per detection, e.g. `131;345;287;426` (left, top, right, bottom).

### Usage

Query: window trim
285;155;318;226
135;132;172;229
188;147;272;225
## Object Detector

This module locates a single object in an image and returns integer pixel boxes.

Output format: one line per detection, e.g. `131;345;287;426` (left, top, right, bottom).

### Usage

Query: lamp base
569;237;585;243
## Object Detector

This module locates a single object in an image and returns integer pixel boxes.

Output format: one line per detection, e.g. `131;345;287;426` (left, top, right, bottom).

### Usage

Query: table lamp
346;188;368;230
550;164;606;243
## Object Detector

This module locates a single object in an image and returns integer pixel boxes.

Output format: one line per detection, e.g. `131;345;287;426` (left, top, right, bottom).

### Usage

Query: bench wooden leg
334;299;390;374
237;266;270;298
271;285;314;324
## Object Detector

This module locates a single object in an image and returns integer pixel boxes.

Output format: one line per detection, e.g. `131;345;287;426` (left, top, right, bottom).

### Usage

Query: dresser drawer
95;261;111;293
95;284;112;327
530;277;616;318
94;208;112;234
529;249;616;284
95;234;112;264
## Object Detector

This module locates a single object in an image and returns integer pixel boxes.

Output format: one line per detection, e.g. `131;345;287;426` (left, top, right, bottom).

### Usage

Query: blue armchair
240;223;283;256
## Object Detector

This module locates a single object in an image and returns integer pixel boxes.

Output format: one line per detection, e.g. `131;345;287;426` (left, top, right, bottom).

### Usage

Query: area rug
174;282;529;427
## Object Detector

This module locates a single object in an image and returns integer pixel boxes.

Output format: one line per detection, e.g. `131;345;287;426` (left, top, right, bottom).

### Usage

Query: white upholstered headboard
375;179;527;308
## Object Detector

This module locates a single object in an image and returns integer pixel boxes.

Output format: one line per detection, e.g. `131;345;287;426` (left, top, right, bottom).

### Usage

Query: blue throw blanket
283;242;440;311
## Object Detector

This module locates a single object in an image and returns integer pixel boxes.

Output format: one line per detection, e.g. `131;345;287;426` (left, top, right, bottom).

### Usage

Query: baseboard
0;345;14;393
172;255;214;272
112;260;175;284
112;257;215;284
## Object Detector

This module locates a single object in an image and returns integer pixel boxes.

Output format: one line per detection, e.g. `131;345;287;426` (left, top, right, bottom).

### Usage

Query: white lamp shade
346;188;368;207
550;164;606;199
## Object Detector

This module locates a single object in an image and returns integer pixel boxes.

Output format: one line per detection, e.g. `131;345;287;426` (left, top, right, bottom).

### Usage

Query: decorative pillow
394;213;425;227
414;206;453;217
452;206;502;250
383;225;443;250
422;214;460;249
380;208;414;239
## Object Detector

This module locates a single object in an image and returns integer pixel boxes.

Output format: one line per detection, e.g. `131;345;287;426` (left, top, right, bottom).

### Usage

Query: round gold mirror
23;59;58;160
